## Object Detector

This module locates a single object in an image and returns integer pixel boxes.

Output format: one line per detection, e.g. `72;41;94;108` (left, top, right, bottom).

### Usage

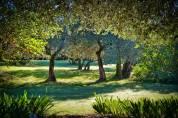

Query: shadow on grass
9;69;99;79
1;80;178;101
1;68;178;101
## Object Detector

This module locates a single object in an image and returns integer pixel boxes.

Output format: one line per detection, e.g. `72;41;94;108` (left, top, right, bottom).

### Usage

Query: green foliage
0;1;65;61
73;0;175;41
93;96;178;118
133;41;176;83
0;91;53;118
29;96;53;116
132;64;150;80
92;96;129;116
128;98;178;118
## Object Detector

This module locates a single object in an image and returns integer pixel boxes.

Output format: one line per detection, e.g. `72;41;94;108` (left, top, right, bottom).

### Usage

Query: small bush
92;96;129;117
0;91;53;118
152;71;177;84
132;64;177;84
93;96;178;118
29;95;53;116
132;64;150;80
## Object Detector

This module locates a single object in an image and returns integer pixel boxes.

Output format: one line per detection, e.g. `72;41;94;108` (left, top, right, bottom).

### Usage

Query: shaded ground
0;60;178;115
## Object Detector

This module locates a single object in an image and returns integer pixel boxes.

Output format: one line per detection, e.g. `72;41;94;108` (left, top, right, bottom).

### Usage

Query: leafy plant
29;95;53;116
132;41;176;83
93;96;178;118
132;64;150;80
92;96;129;117
0;91;53;118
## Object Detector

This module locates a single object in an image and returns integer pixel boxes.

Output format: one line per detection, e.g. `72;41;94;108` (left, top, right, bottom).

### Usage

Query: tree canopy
1;0;177;60
73;0;177;41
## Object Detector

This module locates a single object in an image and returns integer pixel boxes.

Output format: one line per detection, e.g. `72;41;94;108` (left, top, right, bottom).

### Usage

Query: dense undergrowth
0;91;53;118
93;96;178;118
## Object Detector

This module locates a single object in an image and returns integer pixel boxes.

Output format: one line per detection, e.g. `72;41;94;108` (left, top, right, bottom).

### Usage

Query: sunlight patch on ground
0;66;76;71
49;88;178;115
50;99;95;115
0;64;116;71
105;89;178;100
1;64;178;115
10;76;44;85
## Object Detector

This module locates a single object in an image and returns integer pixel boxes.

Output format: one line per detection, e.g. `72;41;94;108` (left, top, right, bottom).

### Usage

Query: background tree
73;0;177;79
0;0;67;63
63;39;98;70
115;39;139;79
64;30;114;81
132;39;176;83
61;22;98;71
45;32;66;82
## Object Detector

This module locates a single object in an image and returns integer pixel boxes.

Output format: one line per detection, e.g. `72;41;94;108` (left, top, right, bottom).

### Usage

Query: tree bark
84;60;92;71
115;58;122;79
69;58;77;65
47;54;56;82
46;37;65;82
122;59;132;78
115;41;122;79
78;59;83;70
96;40;106;82
86;62;90;70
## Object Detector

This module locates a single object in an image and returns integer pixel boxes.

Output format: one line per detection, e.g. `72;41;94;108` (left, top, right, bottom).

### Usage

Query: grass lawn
0;60;178;115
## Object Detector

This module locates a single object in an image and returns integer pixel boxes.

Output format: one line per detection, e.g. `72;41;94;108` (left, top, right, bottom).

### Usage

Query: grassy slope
0;60;178;115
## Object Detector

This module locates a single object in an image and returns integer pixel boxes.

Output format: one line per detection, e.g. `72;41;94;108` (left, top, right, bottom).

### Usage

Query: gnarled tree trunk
46;37;65;82
78;59;85;70
115;58;122;79
115;41;122;79
47;54;56;82
84;60;92;71
122;59;132;78
96;40;106;82
78;59;82;70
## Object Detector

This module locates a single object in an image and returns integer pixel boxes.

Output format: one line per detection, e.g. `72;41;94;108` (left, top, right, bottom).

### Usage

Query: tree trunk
97;54;106;81
78;59;84;70
115;41;122;79
87;61;91;70
84;60;92;71
69;58;75;65
122;60;132;78
46;36;65;82
86;62;90;70
96;40;106;82
115;58;122;79
47;54;56;82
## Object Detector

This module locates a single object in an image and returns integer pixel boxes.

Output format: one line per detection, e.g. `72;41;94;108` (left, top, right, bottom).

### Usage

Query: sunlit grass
0;60;178;115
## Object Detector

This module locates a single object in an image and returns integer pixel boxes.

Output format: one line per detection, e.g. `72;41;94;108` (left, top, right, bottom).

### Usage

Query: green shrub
132;64;177;84
132;41;177;84
132;64;150;80
92;96;130;117
128;98;162;118
29;95;53;116
152;71;177;84
93;96;178;118
0;91;53;118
